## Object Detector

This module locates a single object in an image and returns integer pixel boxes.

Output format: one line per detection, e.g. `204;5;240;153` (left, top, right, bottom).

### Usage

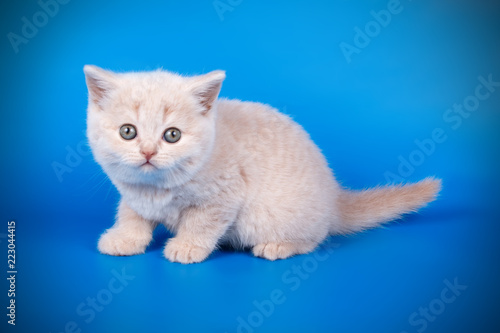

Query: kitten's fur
84;65;441;264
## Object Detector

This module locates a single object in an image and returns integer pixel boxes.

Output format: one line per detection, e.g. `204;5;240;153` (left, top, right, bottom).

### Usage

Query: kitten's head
84;65;225;188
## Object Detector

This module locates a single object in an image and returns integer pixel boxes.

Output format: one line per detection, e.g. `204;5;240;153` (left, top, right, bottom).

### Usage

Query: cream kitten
84;65;441;264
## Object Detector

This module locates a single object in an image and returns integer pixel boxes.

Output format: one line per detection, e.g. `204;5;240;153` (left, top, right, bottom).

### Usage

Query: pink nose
141;149;157;161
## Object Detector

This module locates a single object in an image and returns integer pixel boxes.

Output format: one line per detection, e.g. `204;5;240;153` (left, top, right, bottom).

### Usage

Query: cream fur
84;65;441;263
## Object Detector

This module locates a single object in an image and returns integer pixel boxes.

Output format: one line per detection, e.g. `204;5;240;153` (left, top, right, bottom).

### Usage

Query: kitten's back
213;99;340;246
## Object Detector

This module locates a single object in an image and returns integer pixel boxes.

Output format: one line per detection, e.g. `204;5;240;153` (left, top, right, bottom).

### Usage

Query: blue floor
1;0;500;332
6;180;500;333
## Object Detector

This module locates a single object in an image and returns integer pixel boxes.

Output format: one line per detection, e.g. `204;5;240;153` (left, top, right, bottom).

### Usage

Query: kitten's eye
163;127;181;143
119;124;137;140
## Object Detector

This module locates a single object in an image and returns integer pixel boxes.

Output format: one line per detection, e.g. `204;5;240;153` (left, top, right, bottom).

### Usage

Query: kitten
84;65;441;264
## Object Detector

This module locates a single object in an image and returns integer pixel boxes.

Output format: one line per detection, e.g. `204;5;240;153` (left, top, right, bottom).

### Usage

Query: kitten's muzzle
140;149;157;161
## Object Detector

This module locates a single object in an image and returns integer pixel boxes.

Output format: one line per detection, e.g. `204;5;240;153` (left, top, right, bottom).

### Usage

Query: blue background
1;0;499;332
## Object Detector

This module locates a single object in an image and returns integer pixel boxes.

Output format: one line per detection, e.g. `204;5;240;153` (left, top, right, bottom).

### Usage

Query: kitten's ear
83;65;117;108
189;70;226;114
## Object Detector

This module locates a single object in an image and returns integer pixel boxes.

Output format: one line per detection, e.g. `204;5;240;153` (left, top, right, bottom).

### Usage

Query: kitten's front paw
164;238;211;264
98;229;151;256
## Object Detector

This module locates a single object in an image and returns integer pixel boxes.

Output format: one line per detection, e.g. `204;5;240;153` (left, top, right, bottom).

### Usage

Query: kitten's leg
164;205;236;264
98;201;154;256
252;241;318;261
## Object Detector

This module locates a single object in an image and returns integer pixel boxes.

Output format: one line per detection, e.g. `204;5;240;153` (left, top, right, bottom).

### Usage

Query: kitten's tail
335;177;441;234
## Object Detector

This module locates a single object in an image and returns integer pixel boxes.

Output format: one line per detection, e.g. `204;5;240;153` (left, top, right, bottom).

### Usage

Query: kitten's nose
140;147;157;161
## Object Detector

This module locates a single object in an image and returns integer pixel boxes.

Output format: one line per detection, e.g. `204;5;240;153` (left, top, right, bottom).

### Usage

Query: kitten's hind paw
252;242;317;261
98;229;151;256
164;238;212;264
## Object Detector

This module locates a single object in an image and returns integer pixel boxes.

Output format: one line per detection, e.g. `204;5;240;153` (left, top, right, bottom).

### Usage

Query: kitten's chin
139;161;158;173
107;163;187;188
120;167;165;186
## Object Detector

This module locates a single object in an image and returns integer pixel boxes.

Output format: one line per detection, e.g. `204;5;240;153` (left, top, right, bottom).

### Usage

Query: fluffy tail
336;177;441;234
